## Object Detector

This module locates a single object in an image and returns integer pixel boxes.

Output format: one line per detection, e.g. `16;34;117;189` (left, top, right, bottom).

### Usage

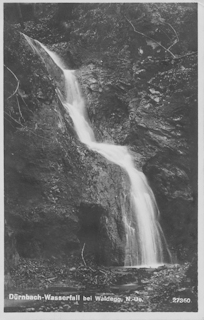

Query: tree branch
97;268;107;275
4;111;23;126
167;39;178;51
4;117;16;129
80;243;96;272
81;243;87;267
18;92;35;116
124;15;176;58
164;22;179;51
4;112;50;141
163;51;197;62
160;28;172;41
16;95;25;121
152;3;179;50
165;22;179;42
4;65;20;100
174;51;197;60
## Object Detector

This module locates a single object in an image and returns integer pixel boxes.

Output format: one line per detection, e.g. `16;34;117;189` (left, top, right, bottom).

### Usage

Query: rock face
77;53;197;262
4;27;130;268
4;3;197;269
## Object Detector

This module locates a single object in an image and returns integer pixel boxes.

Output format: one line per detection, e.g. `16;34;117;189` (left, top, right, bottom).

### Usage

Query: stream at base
5;261;196;312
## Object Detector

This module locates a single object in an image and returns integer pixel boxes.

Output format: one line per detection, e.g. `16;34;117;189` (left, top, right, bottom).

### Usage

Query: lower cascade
23;34;172;266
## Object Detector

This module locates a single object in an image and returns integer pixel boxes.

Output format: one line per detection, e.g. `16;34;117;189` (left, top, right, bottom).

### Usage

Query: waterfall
22;34;172;266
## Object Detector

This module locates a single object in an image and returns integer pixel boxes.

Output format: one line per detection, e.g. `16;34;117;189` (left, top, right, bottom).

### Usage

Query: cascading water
22;34;172;266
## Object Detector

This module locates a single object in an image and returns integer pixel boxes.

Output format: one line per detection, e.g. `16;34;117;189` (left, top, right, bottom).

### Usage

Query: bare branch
163;51;197;62
4;111;23;126
124;15;176;58
4;112;50;141
174;51;197;60
152;3;179;50
18;93;35;116
80;243;96;272
165;22;179;42
98;268;107;275
4;65;20;100
4;117;16;129
163;22;179;51
167;39;178;51
160;28;172;41
20;95;28;107
16;95;25;121
81;243;87;267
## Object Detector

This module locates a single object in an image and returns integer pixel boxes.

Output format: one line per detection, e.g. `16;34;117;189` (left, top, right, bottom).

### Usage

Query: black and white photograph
3;1;204;317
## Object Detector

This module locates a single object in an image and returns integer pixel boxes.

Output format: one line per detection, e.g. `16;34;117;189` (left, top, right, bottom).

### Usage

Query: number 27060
172;297;191;303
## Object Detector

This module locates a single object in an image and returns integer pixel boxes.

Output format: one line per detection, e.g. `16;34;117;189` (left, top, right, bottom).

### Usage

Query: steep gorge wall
78;53;197;261
4;27;131;269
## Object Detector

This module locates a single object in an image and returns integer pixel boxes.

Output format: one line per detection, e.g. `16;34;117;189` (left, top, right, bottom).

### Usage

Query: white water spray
23;34;172;266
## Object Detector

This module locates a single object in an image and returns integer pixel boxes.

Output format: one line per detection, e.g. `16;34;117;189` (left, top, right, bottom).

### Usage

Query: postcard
2;1;204;319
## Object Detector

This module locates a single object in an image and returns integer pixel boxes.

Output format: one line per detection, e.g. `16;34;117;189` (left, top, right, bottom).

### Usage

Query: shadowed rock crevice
77;202;107;265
